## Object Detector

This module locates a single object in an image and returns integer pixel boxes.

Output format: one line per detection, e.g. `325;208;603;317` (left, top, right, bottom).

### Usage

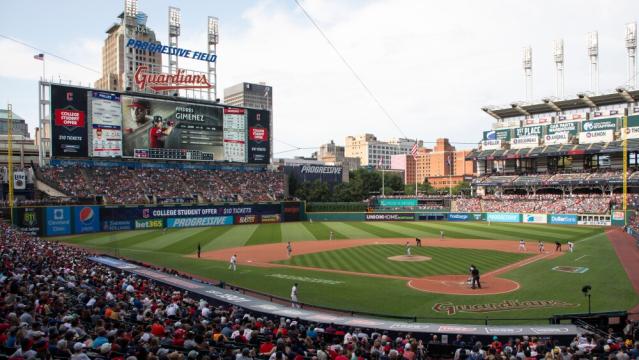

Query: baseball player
519;239;526;252
415;237;422;247
291;283;300;308
555;241;562;252
440;230;445;240
286;241;293;258
197;243;201;258
405;241;412;256
538;241;545;253
329;231;334;240
568;241;574;253
228;254;237;271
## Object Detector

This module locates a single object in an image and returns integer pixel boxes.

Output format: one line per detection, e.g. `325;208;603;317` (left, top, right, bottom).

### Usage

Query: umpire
470;265;481;289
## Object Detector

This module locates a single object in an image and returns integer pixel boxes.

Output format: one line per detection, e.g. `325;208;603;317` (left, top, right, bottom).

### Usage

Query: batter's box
552;266;589;274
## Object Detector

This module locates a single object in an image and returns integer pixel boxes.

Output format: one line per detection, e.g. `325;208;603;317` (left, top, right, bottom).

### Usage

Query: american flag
377;157;383;168
447;155;452;166
410;143;419;159
33;53;44;61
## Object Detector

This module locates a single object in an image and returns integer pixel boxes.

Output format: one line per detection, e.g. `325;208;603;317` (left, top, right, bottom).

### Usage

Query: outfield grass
57;221;639;322
276;244;531;277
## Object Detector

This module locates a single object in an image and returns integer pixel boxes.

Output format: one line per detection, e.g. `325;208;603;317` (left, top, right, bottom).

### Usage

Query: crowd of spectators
2;222;639;360
37;166;286;205
454;195;613;214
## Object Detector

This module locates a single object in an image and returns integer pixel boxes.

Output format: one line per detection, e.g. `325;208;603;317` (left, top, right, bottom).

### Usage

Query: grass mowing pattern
245;224;282;245
276;244;532;278
301;222;347;240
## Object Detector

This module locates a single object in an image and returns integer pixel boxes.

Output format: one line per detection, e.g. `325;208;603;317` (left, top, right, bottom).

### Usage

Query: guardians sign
433;300;577;315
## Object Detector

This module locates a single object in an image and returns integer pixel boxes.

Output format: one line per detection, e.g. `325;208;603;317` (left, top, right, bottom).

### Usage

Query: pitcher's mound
388;255;431;262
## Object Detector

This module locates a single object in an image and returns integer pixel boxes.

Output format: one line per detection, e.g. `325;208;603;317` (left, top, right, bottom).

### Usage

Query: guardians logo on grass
433;300;578;315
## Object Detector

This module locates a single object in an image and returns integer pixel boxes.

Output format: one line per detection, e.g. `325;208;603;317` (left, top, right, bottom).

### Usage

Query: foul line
574;255;588;262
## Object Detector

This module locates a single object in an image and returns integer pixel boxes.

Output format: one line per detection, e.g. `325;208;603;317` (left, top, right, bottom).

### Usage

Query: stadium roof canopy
482;88;639;120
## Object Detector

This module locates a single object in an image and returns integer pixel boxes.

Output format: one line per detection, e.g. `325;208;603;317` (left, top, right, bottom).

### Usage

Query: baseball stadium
3;1;639;359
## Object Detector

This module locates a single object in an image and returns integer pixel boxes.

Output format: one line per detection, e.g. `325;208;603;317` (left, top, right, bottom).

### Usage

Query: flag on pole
410;143;419;159
377;157;383;169
447;154;452;166
33;53;44;61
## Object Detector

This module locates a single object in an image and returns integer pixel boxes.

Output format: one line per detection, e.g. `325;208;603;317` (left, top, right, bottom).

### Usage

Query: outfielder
228;254;237;271
286;241;293;258
329;231;334;240
291;283;300;308
440;230;445;240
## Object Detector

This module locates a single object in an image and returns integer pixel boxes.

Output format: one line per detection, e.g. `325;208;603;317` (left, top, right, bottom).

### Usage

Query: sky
1;0;639;157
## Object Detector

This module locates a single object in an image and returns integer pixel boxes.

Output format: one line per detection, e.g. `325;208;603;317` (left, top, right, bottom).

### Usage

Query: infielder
538;241;545;253
555;241;562;252
291;283;300;308
405;241;412;256
329;231;334;240
286;241;292;258
519;239;526;251
568;241;574;253
440;230;445;240
228;254;237;271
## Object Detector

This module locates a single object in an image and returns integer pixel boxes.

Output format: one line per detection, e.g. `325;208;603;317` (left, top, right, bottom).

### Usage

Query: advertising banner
549;214;577;225
167;216;233;228
260;214;281;223
282;201;302;222
51;85;89;157
514;126;543;138
73;206;101;233
547;121;578;135
135;218;164;229
612;211;625;221
13;207;42;236
447;213;472;221
581;118;618;132
417;213;446;221
486;213;521;223
13;171;26;190
45;207;71;236
523;214;548;224
511;135;539;149
577;219;611;226
621;127;639;140
483;129;510;141
365;213;415;221
101;220;133;232
378;199;418;207
579;130;614;144
283;165;343;188
235;214;259;224
481;140;502;150
247;109;270;164
100;204;281;222
544;133;569;145
90;91;123;157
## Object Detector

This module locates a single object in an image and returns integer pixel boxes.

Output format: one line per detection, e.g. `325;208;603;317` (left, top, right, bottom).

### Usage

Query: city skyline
1;0;639;157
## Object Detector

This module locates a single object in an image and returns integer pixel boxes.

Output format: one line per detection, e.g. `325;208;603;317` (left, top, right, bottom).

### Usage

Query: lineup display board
49;84;271;164
90;91;123;157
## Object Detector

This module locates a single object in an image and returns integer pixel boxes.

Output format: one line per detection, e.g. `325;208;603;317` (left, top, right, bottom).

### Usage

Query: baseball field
58;221;639;323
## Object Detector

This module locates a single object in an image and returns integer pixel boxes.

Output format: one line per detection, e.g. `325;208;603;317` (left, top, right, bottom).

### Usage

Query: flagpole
382;166;385;196
42;57;45;81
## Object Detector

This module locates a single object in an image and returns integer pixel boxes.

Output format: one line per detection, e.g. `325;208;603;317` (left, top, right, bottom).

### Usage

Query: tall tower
627;22;637;89
553;39;565;98
168;7;181;75
207;16;219;101
588;32;599;94
523;46;533;102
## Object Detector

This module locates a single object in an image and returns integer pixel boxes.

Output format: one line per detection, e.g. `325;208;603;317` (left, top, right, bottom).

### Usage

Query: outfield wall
9;201;305;236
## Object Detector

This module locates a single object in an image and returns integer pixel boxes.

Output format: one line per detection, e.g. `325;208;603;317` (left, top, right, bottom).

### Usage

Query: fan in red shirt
149;116;174;148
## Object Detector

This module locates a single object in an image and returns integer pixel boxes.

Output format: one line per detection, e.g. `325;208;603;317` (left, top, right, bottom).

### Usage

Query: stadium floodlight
626;22;637;89
588;32;599;94
523;47;533;102
125;0;137;18
207;16;219;101
554;39;565;98
168;7;181;75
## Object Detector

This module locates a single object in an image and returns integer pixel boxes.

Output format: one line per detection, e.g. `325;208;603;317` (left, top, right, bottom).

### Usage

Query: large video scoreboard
50;84;270;164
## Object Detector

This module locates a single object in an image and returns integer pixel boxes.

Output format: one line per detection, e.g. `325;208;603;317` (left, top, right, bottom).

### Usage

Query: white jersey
291;286;298;298
230;255;237;264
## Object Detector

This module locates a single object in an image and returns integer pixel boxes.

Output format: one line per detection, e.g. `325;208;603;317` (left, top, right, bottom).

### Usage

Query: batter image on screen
121;96;224;159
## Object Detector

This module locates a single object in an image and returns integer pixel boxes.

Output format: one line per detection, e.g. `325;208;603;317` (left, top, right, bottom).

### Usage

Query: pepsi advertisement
45;207;71;236
74;206;100;233
247;109;270;164
51;85;89;157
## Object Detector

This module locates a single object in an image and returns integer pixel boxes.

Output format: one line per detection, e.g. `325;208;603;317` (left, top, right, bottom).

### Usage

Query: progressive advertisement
486;213;521;223
51;85;89;157
90;91;123;157
549;214;577;225
45;207;71;236
167;216;233;228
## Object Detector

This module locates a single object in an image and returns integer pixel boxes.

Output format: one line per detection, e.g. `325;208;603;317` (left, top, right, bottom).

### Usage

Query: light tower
626;22;637;89
554;39;565;98
168;7;181;75
123;0;138;91
523;46;533;102
207;16;219;101
588;32;599;94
